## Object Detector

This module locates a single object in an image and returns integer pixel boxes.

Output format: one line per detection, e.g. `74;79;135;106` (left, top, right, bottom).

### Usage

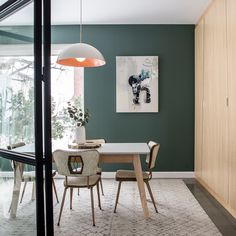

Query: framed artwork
116;56;159;112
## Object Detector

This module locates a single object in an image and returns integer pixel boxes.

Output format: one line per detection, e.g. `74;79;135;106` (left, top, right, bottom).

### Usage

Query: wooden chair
113;141;160;213
53;149;102;226
8;142;59;205
86;138;106;195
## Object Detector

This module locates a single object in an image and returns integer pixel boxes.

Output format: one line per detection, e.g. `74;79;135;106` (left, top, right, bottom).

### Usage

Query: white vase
74;126;86;144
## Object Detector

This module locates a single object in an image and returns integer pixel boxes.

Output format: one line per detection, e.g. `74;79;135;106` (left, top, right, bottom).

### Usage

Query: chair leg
52;178;59;203
20;182;27;203
114;181;122;213
8;202;12;213
32;181;36;201
100;178;104;196
96;182;102;210
57;187;67;226
145;181;158;213
90;187;95;226
70;188;73;210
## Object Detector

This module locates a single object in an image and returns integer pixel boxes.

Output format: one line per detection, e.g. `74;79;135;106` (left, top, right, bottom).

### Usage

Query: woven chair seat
65;175;100;188
115;170;149;181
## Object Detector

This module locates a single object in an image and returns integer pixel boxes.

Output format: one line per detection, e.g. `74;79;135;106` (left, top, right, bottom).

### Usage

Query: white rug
0;179;222;236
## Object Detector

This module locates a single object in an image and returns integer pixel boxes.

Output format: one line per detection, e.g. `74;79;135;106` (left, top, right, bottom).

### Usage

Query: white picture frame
116;56;159;113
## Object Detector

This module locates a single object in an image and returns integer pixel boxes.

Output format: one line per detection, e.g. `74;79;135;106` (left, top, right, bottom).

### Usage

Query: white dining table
98;143;150;219
10;142;151;219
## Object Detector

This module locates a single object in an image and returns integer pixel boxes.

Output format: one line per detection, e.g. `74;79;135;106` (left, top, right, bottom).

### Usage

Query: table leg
10;163;23;218
132;154;150;219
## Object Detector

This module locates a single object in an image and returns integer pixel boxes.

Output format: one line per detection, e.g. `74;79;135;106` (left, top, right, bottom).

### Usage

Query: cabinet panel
202;0;228;202
194;19;204;179
227;0;236;211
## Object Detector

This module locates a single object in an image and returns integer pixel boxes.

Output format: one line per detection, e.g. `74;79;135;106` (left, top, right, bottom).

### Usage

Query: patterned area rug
0;179;221;236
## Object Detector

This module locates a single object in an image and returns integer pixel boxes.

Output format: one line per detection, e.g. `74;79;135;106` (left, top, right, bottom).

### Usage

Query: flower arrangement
67;101;90;127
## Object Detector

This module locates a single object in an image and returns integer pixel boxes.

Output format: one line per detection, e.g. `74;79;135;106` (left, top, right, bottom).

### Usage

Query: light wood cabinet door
202;0;228;202
195;19;204;179
227;0;236;212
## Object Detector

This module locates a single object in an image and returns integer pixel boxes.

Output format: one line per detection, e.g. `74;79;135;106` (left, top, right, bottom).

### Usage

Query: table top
13;142;150;155
98;143;149;155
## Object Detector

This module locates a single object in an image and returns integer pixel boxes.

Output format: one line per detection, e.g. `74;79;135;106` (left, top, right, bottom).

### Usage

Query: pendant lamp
56;0;105;67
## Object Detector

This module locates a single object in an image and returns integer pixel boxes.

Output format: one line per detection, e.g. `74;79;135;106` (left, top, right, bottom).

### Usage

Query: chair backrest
7;142;26;171
86;139;106;144
7;142;26;150
53;149;99;177
146;141;160;169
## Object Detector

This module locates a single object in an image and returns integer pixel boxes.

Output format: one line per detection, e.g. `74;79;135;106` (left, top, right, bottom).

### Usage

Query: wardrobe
195;0;236;218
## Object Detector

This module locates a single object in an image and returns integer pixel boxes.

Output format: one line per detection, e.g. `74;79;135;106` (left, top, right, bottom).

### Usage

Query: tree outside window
0;55;84;149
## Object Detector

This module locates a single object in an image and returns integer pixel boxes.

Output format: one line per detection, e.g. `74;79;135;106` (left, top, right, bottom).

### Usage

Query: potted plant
67;101;90;143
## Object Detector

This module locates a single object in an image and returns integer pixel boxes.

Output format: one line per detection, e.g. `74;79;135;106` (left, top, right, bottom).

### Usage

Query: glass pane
0;156;36;235
51;54;84;143
0;0;8;6
0;3;34;151
0;2;36;236
0;0;9;6
0;55;34;147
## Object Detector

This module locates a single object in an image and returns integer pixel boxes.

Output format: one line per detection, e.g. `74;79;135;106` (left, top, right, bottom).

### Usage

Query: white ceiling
0;0;212;25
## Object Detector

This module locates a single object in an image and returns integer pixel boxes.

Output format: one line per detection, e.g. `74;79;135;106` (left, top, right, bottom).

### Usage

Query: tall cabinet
227;0;236;213
195;0;236;218
194;19;204;180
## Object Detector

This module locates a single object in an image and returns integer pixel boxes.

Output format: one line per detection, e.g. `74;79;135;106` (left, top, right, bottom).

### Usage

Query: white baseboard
101;172;194;179
153;171;194;178
0;171;194;179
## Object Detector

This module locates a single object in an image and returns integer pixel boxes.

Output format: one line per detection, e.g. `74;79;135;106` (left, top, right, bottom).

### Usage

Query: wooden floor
184;179;236;236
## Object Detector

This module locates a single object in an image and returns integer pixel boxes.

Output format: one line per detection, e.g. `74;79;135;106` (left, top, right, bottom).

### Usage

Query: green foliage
0;94;2;134
51;98;66;139
7;87;34;143
67;99;90;127
0;57;35;145
3;89;68;142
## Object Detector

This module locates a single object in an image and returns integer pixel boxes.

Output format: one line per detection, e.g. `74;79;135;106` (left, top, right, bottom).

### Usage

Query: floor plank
184;178;236;236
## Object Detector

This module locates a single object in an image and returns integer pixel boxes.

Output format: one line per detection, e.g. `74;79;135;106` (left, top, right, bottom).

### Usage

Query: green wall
0;25;194;172
52;25;195;172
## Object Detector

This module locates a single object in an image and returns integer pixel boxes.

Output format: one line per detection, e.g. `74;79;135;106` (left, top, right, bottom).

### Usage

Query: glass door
0;0;52;235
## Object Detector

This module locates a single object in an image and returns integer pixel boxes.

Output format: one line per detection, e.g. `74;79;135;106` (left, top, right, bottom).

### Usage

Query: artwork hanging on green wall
116;56;159;113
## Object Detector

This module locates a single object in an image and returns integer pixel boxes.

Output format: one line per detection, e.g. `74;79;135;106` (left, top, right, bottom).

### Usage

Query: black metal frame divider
43;0;54;234
34;0;46;234
0;0;32;20
0;0;53;235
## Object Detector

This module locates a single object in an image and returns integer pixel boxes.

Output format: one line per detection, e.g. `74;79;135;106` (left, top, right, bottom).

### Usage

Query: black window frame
0;0;53;235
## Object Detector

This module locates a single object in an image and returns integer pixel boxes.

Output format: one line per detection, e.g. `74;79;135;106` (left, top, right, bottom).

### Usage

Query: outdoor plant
67;101;90;127
51;98;66;139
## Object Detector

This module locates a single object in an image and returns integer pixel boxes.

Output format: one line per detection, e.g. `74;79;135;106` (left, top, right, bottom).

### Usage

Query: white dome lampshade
57;43;106;67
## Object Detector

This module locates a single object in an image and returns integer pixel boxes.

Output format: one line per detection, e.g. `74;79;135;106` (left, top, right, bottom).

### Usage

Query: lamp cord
80;0;83;43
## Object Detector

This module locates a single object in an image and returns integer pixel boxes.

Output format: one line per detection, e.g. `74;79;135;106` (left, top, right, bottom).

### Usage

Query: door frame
0;0;53;235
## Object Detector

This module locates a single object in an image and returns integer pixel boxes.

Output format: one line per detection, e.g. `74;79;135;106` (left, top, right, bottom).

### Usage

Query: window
0;55;34;147
51;55;84;141
0;45;84;149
